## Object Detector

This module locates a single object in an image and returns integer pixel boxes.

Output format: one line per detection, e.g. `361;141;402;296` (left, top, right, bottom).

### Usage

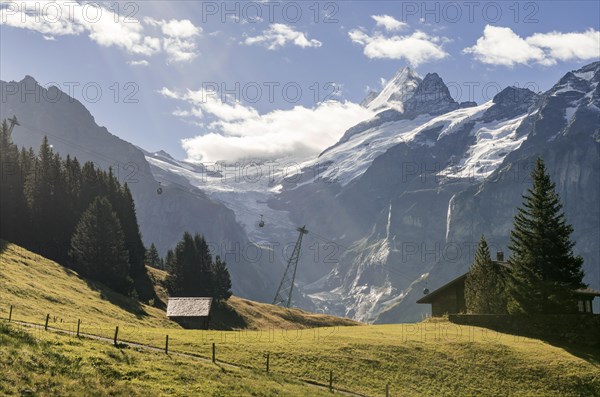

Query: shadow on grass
209;300;248;330
543;338;600;365
453;321;600;366
83;279;149;319
0;239;8;255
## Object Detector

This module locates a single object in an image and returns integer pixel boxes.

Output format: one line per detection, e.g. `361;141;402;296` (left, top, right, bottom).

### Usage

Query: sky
1;1;599;161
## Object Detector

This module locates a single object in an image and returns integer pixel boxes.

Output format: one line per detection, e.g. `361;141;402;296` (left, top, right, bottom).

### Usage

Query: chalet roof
167;297;213;317
415;260;507;304
416;273;467;304
575;287;600;297
417;263;600;304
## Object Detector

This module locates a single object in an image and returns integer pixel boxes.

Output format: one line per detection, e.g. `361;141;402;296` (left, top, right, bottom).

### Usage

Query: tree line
0;121;145;293
0;120;232;301
465;158;586;315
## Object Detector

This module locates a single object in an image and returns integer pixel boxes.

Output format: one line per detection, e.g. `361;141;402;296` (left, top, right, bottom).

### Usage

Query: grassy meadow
1;241;599;396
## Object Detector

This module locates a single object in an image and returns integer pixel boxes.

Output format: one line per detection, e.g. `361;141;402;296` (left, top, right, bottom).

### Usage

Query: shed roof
167;297;213;317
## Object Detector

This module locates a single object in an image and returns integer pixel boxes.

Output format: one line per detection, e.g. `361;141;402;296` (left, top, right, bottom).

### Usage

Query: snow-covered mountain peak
481;86;539;123
403;72;459;116
363;66;422;112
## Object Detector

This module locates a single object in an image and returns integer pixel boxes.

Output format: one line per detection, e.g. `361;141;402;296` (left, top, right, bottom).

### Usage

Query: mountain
362;66;421;112
4;62;596;323
271;62;599;322
0;77;276;302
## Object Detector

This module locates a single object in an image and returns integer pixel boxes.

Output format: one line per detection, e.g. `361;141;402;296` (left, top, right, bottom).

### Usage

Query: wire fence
0;302;385;397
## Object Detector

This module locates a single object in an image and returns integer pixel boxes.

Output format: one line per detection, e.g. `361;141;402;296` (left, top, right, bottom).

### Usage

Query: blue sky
1;1;599;160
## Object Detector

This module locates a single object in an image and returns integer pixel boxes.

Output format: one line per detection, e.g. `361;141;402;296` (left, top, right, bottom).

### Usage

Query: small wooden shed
167;297;213;329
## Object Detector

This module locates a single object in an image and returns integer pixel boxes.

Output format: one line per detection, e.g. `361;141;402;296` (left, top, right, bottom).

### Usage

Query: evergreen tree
507;158;585;314
465;236;507;314
212;255;232;301
145;243;162;269
24;136;62;259
115;183;146;277
166;232;214;297
70;196;132;294
0;121;28;245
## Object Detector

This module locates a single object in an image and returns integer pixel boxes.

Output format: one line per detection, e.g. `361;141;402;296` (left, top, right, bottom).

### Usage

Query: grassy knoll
0;322;333;397
0;242;357;333
95;318;600;397
2;241;599;396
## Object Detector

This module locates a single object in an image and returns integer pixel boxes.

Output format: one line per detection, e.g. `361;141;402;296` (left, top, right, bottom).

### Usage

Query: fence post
45;314;50;331
266;353;270;373
386;383;389;397
212;342;216;363
329;369;333;392
114;326;119;346
76;319;80;337
8;305;12;322
165;335;169;354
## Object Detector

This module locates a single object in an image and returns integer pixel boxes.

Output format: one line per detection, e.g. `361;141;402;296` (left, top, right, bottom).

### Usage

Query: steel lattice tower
273;226;308;308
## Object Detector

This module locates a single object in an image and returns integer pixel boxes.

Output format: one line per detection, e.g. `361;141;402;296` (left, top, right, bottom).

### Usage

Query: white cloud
144;17;201;63
128;60;150;66
464;25;600;66
244;23;322;50
160;87;373;162
0;2;202;63
348;29;448;66
147;18;200;38
371;15;407;32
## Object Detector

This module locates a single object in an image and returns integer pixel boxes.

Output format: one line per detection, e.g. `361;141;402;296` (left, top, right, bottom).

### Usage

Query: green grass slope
2;241;599;396
0;323;333;397
0;241;358;331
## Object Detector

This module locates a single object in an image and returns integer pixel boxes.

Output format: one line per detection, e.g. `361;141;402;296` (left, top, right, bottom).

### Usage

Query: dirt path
5;319;369;397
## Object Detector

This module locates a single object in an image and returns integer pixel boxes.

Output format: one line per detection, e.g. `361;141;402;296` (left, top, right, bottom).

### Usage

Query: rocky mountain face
0;77;276;302
377;62;600;322
274;62;599;322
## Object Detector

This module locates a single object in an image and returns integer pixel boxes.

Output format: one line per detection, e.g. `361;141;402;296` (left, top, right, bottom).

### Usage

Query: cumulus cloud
0;2;201;63
160;87;373;162
371;15;407;32
145;18;201;63
244;23;322;50
349;29;448;66
464;25;600;66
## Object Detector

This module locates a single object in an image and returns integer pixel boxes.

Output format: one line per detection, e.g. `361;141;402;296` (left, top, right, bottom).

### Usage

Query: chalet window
578;300;585;312
586;300;592;313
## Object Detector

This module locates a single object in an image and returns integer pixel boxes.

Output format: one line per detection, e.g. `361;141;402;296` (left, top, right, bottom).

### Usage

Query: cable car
258;214;265;228
157;182;163;195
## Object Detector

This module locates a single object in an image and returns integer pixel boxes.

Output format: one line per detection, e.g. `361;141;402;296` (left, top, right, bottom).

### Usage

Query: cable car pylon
273;226;308;308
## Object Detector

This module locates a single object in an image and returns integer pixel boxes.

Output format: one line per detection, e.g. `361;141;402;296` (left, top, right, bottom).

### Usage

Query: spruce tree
145;243;162;269
212;255;233;301
70;196;132;294
507;158;585;314
464;236;507;314
166;232;214;297
0;121;28;245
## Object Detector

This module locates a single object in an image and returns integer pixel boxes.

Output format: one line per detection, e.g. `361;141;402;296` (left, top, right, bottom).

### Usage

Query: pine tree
116;183;146;277
507;158;585;314
0;120;28;245
70;196;132;294
166;232;214;297
24;136;61;259
464;236;507;314
212;255;232;301
145;243;162;269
